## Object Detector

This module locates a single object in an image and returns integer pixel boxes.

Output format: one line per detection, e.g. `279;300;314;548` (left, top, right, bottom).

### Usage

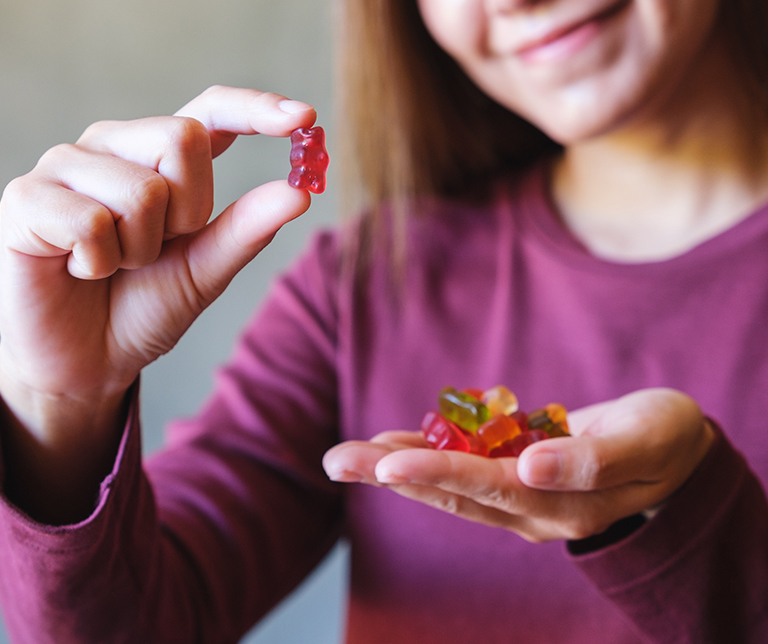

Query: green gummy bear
438;387;491;432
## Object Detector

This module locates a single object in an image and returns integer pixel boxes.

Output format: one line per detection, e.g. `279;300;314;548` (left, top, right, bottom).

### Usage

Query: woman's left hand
322;388;715;543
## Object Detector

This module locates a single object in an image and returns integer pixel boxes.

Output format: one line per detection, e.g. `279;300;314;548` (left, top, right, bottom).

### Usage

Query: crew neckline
509;160;768;277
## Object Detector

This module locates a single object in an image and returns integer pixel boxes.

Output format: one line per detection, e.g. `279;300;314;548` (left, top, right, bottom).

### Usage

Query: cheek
416;0;486;60
624;0;722;107
636;0;720;58
416;0;726;144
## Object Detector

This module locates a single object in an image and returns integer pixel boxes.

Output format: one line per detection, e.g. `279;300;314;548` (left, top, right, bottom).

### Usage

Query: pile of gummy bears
421;386;570;458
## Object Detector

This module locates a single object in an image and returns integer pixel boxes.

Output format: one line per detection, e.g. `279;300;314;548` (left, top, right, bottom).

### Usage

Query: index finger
374;447;529;503
175;85;317;157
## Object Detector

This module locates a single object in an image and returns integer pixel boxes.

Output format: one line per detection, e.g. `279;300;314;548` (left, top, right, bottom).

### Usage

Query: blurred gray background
0;0;348;641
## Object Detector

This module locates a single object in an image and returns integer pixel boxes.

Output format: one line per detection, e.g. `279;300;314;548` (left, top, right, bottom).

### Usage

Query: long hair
722;0;768;105
336;0;768;263
336;0;558;266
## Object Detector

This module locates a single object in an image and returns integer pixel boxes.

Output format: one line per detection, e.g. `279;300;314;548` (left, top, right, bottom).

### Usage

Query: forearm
0;391;152;644
0;391;220;644
570;425;768;643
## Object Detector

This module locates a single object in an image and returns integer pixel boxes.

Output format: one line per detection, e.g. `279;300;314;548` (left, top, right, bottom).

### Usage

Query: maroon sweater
0;165;767;643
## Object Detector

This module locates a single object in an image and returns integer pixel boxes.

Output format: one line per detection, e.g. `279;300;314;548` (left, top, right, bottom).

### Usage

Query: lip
513;0;630;63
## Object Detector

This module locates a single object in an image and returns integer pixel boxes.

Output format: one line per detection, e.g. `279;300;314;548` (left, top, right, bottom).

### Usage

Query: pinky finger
66;203;123;279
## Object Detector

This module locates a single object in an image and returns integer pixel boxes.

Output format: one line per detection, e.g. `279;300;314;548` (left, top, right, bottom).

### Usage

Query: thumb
184;180;311;306
517;389;710;492
516;432;650;491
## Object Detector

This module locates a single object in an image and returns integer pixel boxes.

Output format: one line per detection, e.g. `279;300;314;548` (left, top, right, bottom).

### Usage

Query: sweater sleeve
568;425;768;643
0;231;345;644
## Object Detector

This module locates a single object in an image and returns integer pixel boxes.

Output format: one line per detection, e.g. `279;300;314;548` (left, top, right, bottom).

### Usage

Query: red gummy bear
489;429;549;458
288;126;329;194
421;411;470;453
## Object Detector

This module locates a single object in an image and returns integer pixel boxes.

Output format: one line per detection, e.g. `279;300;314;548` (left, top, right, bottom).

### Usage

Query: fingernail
522;451;562;485
375;467;411;485
279;99;314;114
327;469;363;483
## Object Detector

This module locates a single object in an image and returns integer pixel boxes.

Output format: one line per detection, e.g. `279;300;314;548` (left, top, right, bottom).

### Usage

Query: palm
108;238;202;375
1;235;187;397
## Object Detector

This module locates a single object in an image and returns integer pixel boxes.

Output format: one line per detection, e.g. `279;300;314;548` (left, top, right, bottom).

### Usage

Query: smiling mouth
514;0;631;62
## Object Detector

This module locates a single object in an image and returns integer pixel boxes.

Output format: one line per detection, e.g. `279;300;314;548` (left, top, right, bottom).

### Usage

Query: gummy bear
477;414;522;449
463;387;485;400
421;411;470;452
547;425;570;438
526;409;550;430
489;429;549;458
528;404;570;437
511;410;529;432
482;385;519;417
438;387;491;432
287;126;329;194
544;403;568;426
465;431;490;457
423;386;570;458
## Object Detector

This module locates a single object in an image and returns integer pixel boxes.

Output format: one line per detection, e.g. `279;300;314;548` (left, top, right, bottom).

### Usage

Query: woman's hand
0;86;316;522
0;86;316;436
323;388;715;543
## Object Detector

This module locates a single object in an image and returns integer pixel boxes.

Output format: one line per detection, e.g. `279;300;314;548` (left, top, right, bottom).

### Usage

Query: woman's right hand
0;86;316;519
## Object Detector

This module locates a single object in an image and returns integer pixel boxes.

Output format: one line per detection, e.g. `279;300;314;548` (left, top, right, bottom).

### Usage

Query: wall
0;0;347;641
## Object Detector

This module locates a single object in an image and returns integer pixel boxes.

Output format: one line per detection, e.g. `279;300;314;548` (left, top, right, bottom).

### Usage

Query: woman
0;0;766;641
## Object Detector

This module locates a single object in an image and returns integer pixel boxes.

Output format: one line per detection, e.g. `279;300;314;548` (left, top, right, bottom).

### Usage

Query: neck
552;39;768;263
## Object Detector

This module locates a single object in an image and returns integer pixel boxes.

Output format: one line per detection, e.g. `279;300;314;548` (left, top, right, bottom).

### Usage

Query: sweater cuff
0;381;144;553
566;422;745;589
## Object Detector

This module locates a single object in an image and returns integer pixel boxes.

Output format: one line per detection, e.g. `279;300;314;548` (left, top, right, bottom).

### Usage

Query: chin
521;90;650;145
534;113;621;145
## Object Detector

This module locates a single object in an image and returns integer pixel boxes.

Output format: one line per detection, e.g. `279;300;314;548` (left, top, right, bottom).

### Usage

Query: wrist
0;361;129;446
0;374;132;525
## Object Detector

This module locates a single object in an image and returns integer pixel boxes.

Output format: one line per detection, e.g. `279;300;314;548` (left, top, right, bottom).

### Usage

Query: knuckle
0;175;50;232
166;116;210;156
37;143;79;168
577;445;609;490
76;203;115;244
128;173;169;214
433;494;461;516
254;90;283;105
483;486;513;509
1;175;34;208
563;512;608;541
201;84;227;97
77;120;117;144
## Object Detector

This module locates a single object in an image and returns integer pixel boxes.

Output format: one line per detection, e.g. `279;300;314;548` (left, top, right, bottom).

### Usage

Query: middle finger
76;116;214;237
34;146;169;270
